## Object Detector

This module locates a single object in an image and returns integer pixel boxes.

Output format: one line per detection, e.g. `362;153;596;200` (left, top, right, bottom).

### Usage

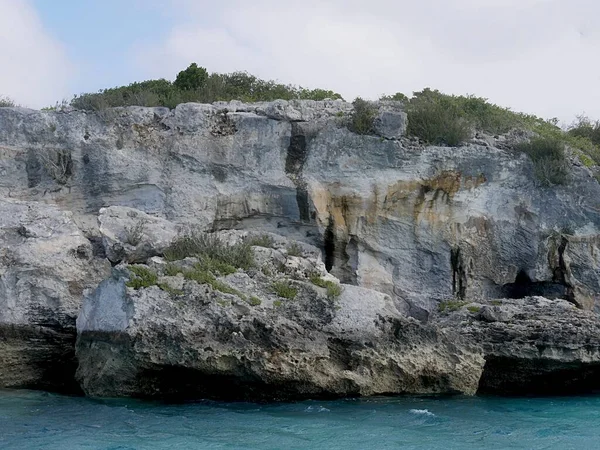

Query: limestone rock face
98;206;179;263
0;199;110;391
438;297;600;395
1;99;600;398
75;242;484;400
1;101;598;315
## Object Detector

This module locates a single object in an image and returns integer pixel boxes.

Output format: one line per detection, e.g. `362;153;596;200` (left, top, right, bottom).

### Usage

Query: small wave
304;406;331;413
409;409;435;417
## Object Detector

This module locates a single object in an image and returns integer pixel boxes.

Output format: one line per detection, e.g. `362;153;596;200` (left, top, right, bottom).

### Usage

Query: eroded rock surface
76;234;483;400
438;297;600;395
1;101;598;315
0;199;110;391
0;99;599;398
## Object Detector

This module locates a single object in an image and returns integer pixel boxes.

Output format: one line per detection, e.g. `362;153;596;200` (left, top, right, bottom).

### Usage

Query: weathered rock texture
439;297;600;395
0;199;110;391
1;99;600;397
76;234;483;400
1;101;598;317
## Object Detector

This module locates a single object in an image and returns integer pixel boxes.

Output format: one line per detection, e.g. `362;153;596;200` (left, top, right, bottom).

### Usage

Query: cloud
136;0;600;122
0;0;73;108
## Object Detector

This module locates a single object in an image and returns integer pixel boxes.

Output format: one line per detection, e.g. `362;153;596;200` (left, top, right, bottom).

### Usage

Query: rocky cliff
1;100;599;398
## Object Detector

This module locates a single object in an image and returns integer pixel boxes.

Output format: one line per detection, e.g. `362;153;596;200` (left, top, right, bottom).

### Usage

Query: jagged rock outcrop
0;199;110;392
75;232;484;400
439;297;600;395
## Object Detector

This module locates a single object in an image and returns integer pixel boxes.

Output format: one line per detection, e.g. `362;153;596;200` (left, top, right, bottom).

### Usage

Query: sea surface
1;390;599;449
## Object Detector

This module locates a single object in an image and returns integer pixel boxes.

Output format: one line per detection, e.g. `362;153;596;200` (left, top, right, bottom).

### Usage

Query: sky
1;0;599;123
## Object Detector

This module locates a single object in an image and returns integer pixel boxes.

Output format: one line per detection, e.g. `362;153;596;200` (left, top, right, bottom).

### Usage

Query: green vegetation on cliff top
28;63;600;181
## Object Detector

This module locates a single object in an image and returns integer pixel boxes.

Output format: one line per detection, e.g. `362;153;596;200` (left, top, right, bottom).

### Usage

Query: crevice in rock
285;123;311;223
451;247;466;299
324;215;336;272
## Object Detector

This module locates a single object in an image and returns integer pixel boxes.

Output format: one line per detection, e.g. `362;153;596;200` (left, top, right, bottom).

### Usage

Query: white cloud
136;0;600;122
0;0;73;108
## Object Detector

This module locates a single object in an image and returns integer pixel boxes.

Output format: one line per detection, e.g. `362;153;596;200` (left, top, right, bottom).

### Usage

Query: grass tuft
126;266;158;290
271;281;298;299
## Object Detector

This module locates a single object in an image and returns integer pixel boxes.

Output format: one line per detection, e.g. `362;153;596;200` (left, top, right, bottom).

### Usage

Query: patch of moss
467;306;481;314
273;300;282;307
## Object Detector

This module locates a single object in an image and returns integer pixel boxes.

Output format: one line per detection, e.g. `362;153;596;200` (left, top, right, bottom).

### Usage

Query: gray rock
76;253;484;400
0;199;110;391
1;101;598;314
439;297;600;395
98;206;179;263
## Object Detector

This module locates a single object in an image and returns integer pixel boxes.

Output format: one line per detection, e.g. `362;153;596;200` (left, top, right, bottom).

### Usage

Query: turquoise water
1;390;600;449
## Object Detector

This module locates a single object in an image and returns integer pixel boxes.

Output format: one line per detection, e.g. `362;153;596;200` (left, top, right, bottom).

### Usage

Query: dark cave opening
324;216;335;272
501;269;569;300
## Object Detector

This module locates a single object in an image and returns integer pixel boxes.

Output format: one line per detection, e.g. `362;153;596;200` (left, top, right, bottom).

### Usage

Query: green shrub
248;296;262;306
0;96;15;107
273;300;282;307
406;90;471;146
124;219;146;246
183;264;241;296
467;306;481;313
286;242;303;257
69;65;343;111
568;115;600;146
164;263;182;277
309;275;342;299
349;98;377;135
164;231;254;270
516;137;568;186
174;63;208;91
438;300;468;313
246;234;275;248
578;152;595;168
126;266;158;289
380;92;409;102
271;281;298;299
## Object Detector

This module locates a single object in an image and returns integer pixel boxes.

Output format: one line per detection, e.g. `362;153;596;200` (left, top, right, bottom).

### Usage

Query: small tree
174;63;208;91
0;96;15;107
349;98;377;135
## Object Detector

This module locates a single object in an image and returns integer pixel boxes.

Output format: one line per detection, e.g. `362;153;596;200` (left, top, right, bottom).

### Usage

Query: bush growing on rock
285;242;303;257
516;137;569;186
126;266;158;290
164;231;254;270
348;98;377;135
406;91;471;146
174;63;208;91
0;96;15;107
271;281;298;299
68;65;343;111
310;275;342;299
